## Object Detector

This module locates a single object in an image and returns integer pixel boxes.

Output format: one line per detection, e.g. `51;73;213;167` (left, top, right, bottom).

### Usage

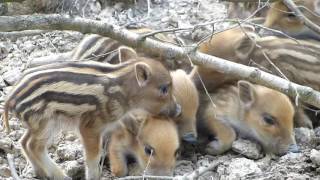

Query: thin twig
6;154;22;180
142;149;153;180
172;32;217;110
175;161;222;180
118;161;222;180
118;175;174;180
139;19;240;39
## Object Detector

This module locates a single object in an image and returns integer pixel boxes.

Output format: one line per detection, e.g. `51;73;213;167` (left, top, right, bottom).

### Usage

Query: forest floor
0;0;320;179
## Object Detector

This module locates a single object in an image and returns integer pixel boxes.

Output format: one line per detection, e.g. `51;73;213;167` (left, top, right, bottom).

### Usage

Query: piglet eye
262;113;276;125
159;84;169;96
287;12;297;19
144;145;155;156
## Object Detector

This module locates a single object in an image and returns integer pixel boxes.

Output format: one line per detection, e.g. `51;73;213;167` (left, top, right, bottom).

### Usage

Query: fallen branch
1;14;320;108
6;154;21;180
283;0;320;35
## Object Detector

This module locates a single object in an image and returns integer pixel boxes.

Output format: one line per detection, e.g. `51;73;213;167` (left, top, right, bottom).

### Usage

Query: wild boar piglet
3;58;181;180
109;113;180;177
198;80;298;155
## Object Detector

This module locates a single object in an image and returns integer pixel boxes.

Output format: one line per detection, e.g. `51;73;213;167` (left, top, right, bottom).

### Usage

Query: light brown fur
3;58;180;180
108;115;179;177
198;81;296;155
170;69;199;142
263;0;320;40
192;26;258;91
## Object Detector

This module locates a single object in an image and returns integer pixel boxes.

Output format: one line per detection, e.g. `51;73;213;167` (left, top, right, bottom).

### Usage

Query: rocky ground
0;0;320;179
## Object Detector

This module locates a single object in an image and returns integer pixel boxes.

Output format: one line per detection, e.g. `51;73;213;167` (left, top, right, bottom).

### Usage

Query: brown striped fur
2;58;180;180
195;27;318;128
71;34;138;63
28;28;178;69
71;28;178;68
198;81;296;155
108;115;179;177
199;27;320;92
263;0;320;40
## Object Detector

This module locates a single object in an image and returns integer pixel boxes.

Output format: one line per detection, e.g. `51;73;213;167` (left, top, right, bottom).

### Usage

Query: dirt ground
0;0;320;179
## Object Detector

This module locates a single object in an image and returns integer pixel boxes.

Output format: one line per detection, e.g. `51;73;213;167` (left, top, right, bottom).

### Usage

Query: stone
174;160;195;176
2;69;22;86
0;136;14;153
0;166;11;178
310;149;320;166
56;143;82;161
286;172;310;180
232;138;263;159
295;127;316;145
218;158;261;179
63;160;84;179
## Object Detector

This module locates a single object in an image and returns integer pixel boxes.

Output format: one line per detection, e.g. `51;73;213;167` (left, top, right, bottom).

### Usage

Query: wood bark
0;14;320;108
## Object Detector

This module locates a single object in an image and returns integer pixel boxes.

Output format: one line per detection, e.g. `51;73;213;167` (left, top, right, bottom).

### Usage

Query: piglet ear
234;32;257;61
118;46;137;63
119;109;149;136
238;80;256;109
135;62;152;87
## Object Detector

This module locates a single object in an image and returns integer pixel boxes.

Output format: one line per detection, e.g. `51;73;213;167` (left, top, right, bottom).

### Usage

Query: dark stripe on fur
11;71;109;109
23;61;133;76
17;91;101;117
72;35;102;59
88;39;121;62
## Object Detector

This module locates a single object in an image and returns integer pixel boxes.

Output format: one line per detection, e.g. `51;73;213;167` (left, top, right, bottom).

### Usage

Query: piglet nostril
288;144;300;153
182;133;197;144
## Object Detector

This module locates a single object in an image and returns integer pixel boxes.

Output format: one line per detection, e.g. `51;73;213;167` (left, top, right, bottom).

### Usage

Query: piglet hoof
205;140;228;155
182;133;197;144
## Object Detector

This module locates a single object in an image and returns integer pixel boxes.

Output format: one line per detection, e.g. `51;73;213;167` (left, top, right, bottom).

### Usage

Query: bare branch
0;14;320;108
283;0;320;35
6;154;21;180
